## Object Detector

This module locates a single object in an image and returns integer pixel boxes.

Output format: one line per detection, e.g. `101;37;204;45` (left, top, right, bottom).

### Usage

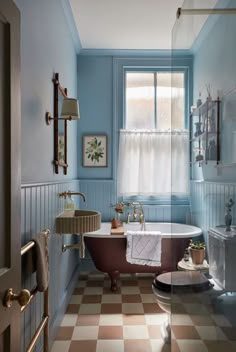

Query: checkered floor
51;271;236;352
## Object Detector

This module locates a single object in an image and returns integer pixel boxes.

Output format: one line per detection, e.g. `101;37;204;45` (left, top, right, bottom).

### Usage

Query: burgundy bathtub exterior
84;236;189;291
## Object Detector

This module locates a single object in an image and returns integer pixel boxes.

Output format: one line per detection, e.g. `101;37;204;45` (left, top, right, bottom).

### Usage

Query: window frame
120;66;190;206
123;67;189;131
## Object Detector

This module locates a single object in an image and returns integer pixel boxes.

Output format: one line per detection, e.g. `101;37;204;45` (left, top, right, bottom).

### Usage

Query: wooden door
0;1;21;351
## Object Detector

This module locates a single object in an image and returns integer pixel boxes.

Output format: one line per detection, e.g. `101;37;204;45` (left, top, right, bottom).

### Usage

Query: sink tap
58;191;86;202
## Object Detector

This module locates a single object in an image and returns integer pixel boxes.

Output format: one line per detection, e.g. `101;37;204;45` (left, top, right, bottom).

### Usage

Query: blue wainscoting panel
21;180;80;352
79;180;190;224
190;181;236;244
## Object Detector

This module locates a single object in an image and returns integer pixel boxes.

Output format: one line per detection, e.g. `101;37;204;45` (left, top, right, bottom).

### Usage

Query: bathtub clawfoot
109;270;120;292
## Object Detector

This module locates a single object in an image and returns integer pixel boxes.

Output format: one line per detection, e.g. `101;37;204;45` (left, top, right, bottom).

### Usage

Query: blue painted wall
12;0;82;351
77;52;193;223
15;0;80;183
191;0;236;181
187;1;236;239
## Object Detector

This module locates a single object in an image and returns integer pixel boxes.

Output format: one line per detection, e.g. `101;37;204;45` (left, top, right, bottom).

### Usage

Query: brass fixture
3;288;31;308
126;201;145;224
58;191;86;202
46;98;80;125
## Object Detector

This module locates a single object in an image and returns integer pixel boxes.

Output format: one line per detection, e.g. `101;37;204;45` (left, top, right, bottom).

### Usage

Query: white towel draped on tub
126;231;162;266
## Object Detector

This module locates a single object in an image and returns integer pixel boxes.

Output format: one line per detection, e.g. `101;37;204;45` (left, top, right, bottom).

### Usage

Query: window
117;70;189;198
125;71;185;129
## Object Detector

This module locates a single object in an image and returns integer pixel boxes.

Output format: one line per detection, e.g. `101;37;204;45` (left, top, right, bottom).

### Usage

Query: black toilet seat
153;271;213;293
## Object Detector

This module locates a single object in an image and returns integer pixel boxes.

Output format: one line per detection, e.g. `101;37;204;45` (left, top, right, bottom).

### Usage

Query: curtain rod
177;8;236;19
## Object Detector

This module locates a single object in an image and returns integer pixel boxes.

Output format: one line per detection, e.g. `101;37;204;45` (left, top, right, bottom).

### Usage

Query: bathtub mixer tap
58;191;86;202
126;202;145;224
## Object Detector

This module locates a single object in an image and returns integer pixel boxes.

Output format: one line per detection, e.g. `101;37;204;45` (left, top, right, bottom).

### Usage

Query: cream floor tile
121;286;140;294
177;340;208;352
122;303;144;314
51;341;70;352
171;314;194;326
96;340;124;352
211;314;232;327
101;294;122;303
123;325;149;339
69;295;82;304
145;313;168;325
150;339;171;352
141;294;156;303
196;326;227;340
79;303;101;315
84;287;103;295
61;314;78;326
72;326;99;340
99;314;123;326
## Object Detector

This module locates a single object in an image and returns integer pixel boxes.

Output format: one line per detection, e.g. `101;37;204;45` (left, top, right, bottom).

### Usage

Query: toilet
152;271;220;344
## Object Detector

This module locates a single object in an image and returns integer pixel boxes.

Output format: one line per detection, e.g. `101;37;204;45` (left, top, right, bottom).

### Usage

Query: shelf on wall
215;163;236;169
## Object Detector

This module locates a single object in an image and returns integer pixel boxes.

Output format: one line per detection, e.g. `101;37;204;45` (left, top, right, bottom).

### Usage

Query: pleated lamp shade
61;98;80;120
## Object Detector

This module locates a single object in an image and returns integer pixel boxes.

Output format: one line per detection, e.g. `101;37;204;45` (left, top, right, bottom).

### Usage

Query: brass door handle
3;288;31;308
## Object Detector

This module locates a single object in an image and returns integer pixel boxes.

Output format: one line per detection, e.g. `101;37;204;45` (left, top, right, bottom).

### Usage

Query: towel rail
21;228;50;352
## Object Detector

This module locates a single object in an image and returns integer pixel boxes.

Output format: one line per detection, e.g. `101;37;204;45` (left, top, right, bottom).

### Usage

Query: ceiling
69;0;184;50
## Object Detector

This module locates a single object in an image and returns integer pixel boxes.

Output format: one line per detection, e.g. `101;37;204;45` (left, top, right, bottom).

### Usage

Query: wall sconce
46;98;80;125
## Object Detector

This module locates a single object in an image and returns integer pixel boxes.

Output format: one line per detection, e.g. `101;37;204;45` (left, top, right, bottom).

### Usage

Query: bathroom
1;0;236;351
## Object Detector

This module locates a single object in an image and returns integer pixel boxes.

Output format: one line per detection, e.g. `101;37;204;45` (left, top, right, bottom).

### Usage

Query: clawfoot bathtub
83;222;202;291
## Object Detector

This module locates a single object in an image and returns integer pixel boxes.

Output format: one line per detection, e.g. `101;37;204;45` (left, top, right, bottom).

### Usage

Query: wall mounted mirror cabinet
46;72;80;174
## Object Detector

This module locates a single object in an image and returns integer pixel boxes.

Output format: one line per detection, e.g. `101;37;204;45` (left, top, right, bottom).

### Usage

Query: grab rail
21;229;50;352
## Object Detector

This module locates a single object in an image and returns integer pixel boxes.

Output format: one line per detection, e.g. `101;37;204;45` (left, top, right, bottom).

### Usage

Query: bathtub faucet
58;191;86;202
128;202;145;224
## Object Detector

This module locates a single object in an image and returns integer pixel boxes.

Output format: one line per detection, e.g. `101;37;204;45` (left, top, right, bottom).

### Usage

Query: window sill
121;195;190;206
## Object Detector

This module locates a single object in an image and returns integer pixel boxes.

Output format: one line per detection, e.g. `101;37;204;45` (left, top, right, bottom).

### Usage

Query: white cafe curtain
117;129;189;197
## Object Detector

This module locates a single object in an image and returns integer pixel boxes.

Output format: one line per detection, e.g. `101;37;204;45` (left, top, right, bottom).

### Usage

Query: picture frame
83;134;108;167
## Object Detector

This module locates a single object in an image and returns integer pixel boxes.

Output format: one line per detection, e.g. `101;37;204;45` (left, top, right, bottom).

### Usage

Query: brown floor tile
148;325;162;338
73;287;84;295
69;340;97;352
76;314;100;326
139;286;153;294
143;303;163;314
124;339;152;352
190;314;216;326
122;294;142;303
98;326;123;339
121;280;138;286
66;304;80;314
221;326;236;340
171;303;187;314
204;340;236;352
171;325;200;339
101;303;122;314
138;279;153;287
123;314;146;325
87;280;104;287
55;327;74;340
82;295;102;303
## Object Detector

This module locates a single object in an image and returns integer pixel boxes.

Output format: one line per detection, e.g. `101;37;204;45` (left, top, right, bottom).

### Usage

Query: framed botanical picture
83;134;108;167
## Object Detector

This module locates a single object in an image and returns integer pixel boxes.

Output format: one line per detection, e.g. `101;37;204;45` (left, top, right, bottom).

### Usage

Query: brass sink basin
56;210;101;234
